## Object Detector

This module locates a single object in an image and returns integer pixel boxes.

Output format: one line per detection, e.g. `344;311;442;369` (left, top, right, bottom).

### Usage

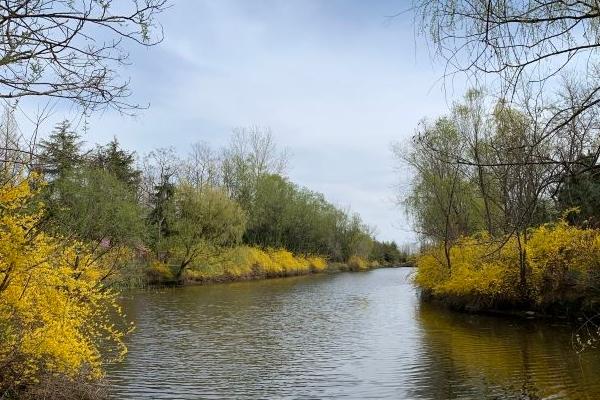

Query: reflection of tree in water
406;302;600;399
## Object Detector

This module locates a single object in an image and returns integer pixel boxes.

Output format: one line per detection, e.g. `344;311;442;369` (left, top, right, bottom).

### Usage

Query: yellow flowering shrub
307;256;327;272
248;247;282;275
415;236;521;305
414;223;600;309
147;260;174;282
0;177;130;391
347;255;370;271
269;249;309;275
184;246;328;281
527;221;600;304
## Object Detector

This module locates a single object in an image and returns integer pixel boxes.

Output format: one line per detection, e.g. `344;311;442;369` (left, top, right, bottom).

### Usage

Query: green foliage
37;120;84;179
168;184;247;279
557;163;600;227
46;167;145;245
370;241;407;265
400;116;484;245
147;174;176;257
34;122;381;288
399;91;555;248
244;174;374;261
220;127;287;211
89;137;141;190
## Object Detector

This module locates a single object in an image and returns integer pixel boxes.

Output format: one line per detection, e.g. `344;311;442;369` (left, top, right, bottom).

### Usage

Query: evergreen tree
38;120;83;180
148;174;176;259
91;137;141;190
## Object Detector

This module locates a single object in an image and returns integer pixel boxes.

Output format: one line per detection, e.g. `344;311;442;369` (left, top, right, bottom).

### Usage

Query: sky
51;1;466;244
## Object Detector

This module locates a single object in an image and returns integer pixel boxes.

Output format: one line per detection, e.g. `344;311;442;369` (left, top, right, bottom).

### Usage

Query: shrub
147;261;174;283
268;249;309;275
307;256;328;272
183;246;329;281
0;177;130;394
347;255;369;271
414;223;600;311
527;221;600;306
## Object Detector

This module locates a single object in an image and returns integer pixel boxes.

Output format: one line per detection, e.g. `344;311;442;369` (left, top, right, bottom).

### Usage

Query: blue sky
77;1;464;244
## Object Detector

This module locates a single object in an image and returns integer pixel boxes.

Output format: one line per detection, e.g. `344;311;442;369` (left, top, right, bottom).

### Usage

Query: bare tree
0;104;22;179
221;126;288;208
0;0;166;113
180;141;220;190
415;1;600;144
0;102;53;181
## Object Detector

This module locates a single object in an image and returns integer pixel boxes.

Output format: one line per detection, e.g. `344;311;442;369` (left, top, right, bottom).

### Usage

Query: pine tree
148;174;176;259
38;120;83;180
91;137;141;190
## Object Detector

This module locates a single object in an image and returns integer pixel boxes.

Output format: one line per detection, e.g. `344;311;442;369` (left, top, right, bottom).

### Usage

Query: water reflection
412;302;600;399
107;268;600;399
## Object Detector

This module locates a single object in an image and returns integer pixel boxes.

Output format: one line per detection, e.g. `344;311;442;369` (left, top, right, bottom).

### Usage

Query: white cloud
79;0;464;243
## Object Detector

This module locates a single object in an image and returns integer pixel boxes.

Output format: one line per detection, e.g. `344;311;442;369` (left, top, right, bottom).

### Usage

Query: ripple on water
107;269;600;399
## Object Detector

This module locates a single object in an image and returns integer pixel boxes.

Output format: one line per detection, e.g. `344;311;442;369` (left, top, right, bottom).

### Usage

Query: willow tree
168;185;247;281
396;116;484;271
415;1;600;175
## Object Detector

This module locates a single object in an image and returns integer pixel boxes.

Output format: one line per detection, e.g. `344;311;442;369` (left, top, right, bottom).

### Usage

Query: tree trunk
516;231;528;301
176;259;191;282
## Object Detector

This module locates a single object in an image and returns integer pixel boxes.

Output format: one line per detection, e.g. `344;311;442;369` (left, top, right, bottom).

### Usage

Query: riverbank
418;290;597;321
116;246;398;289
413;221;600;318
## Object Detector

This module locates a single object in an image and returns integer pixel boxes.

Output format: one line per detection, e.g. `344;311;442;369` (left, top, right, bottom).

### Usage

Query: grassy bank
414;221;600;317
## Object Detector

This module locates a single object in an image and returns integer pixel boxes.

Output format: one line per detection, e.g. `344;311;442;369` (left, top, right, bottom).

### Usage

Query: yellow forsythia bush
0;177;131;390
269;249;309;275
347;255;370;271
527;221;600;304
414;223;600;307
185;246;328;281
415;235;521;304
147;260;174;282
307;256;327;272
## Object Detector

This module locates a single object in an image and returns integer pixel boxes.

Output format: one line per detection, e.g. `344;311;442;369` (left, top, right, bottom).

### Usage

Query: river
107;268;600;399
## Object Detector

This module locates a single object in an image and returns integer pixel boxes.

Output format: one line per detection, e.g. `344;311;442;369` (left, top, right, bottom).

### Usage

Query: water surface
108;268;600;399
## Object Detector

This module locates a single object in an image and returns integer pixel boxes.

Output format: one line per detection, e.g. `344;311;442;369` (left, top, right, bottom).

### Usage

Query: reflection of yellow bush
417;303;598;399
185;246;329;281
414;222;600;307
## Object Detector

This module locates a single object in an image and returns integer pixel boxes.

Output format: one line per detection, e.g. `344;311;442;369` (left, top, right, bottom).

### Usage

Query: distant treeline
34;123;407;281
